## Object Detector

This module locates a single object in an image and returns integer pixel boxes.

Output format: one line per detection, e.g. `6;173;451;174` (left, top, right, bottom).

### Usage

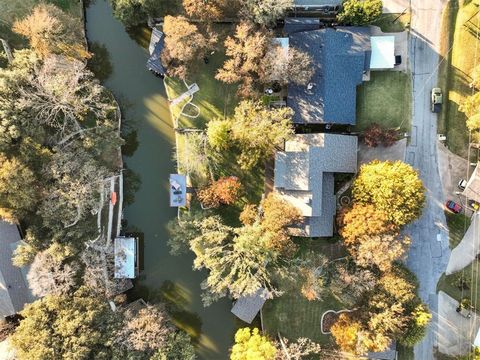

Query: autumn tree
399;303;431;347
274;337;322;360
337;0;383;26
470;64;480;89
13;4;88;60
231;328;277;360
363;123;399;147
197;176;242;208
150;331;196;359
26;243;79;297
261;192;302;256
161;16;214;79
240;0;293;26
353;160;425;226
183;0;225;20
230;101;294;170
111;0;179;28
216;21;271;97
240;203;258;225
207;118;231;150
294;251;329;301
331;313;362;354
260;45;314;86
10;289;119;360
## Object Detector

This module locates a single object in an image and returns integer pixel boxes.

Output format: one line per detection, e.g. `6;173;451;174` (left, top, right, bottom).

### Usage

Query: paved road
405;0;449;359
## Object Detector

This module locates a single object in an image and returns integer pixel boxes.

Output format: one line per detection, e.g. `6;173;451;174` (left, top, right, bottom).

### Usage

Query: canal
85;1;236;358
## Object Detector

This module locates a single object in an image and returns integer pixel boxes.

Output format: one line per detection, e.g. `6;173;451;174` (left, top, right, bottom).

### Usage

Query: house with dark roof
274;133;358;237
0;221;35;319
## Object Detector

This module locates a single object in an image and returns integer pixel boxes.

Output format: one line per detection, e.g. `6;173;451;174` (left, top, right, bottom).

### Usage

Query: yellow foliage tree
330;313;361;354
230;328;277;360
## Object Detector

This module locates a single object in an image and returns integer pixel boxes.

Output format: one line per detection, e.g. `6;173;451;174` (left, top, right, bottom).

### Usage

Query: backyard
438;0;480;158
355;71;412;132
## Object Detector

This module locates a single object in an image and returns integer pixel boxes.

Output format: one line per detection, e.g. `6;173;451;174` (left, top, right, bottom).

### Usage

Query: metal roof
370;36;395;69
274;134;357;237
114;237;137;279
287;27;371;124
0;221;34;318
169;174;187;207
231;288;267;324
146;28;165;76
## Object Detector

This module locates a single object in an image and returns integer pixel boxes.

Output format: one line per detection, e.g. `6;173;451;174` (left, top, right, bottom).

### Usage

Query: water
85;1;236;358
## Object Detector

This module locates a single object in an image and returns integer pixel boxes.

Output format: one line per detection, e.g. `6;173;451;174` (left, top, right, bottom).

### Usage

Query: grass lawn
373;12;411;33
355;71;412;132
437;259;480;310
262;239;348;345
437;0;479;158
445;211;472;248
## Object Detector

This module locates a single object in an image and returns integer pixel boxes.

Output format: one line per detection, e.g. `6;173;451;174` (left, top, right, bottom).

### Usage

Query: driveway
404;0;450;359
382;0;409;14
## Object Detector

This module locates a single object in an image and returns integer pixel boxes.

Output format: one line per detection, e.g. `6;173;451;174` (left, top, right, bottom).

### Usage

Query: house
286;26;398;124
146;28;165;77
0;221;35;319
274;133;358;237
231;288;267;324
114;237;139;279
462;162;480;204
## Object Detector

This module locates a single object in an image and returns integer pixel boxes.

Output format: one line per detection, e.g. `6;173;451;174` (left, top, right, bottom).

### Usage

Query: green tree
230;101;294;170
111;0;179;28
353;160;425;226
207;119;231;150
150;331;196;360
337;0;383;26
183;0;225;20
230;328;277;360
10;289;119;360
399;303;431;347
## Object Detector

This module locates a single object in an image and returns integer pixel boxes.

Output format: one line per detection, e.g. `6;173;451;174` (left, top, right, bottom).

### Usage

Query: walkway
170;83;199;106
404;0;449;359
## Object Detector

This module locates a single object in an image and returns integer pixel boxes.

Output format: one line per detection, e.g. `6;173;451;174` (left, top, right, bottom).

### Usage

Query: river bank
84;1;236;358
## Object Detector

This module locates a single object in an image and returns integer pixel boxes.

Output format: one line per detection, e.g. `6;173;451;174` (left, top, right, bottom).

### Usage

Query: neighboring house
146;28;165;77
462;162;480;204
0;221;35;319
231;288;267;324
286;25;397;124
274;133;357;237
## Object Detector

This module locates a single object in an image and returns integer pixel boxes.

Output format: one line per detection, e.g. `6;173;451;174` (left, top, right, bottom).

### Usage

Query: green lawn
373;12;411;33
438;259;480;310
445;211;472;248
262;239;348;345
437;0;479;158
355;71;412;132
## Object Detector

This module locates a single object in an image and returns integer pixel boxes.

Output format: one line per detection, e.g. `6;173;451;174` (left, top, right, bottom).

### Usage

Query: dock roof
231;288;267;324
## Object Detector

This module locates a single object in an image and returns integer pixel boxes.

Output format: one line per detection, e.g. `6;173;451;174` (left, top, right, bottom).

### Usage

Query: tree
337;0;383;26
183;0;225;20
294;251;329;301
353;160;425;226
13;4;88;60
240;203;258;225
338;203;395;246
12;241;38;267
330;262;377;307
117;304;173;354
216;22;271;97
231;328;277;360
207;119;231;150
470;64;480;89
363;123;398;147
331;313;362;354
10;289;119;360
150;331;196;360
261;192;302;256
399;303;431;347
176;132;211;185
240;0;293;26
0;154;39;222
460;92;480;117
167;212;204;255
274;337;322;360
350;233;411;271
197;176;242;208
111;0;180;28
230;101;294;170
161;16;213;79
260;45;314;86
27;243;79;297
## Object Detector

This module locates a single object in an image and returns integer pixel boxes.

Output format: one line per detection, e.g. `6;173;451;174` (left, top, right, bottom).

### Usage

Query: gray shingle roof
231;288;267;324
274;134;357;237
288;27;371;124
0;221;35;318
284;18;321;35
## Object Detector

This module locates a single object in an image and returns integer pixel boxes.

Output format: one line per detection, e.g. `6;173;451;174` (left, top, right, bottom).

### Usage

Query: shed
0;221;35;319
169;174;187;207
114;237;138;279
231;288;267;324
370;36;396;69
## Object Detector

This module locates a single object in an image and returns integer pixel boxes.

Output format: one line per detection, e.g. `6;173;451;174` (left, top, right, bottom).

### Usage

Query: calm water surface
85;1;236;358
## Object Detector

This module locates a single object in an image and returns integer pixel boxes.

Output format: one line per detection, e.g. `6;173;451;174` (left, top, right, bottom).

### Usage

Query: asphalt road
405;0;449;358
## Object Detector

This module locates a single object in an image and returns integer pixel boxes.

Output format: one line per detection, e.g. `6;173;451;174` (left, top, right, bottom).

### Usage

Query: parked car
445;200;462;213
431;88;443;113
468;199;480;211
458;179;467;191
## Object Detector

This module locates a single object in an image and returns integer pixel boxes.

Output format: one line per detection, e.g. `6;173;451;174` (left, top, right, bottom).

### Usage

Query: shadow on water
85;1;236;358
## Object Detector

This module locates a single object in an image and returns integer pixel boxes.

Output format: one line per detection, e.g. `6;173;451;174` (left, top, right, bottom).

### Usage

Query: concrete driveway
404;0;450;359
382;0;409;14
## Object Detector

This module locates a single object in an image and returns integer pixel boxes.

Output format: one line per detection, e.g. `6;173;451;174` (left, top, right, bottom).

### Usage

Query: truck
431;87;443;113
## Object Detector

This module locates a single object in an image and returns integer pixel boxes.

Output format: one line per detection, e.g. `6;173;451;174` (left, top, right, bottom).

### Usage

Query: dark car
446;200;462;214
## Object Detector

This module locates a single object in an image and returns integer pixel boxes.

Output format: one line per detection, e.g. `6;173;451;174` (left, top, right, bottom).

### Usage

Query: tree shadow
87;41;113;83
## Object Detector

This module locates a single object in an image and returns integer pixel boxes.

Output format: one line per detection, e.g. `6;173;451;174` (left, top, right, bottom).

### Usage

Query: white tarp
114;237;136;279
370;36;396;69
169;174;187;207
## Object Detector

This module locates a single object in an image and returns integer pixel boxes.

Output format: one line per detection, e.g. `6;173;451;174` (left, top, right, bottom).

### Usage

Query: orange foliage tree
197;176;241;208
